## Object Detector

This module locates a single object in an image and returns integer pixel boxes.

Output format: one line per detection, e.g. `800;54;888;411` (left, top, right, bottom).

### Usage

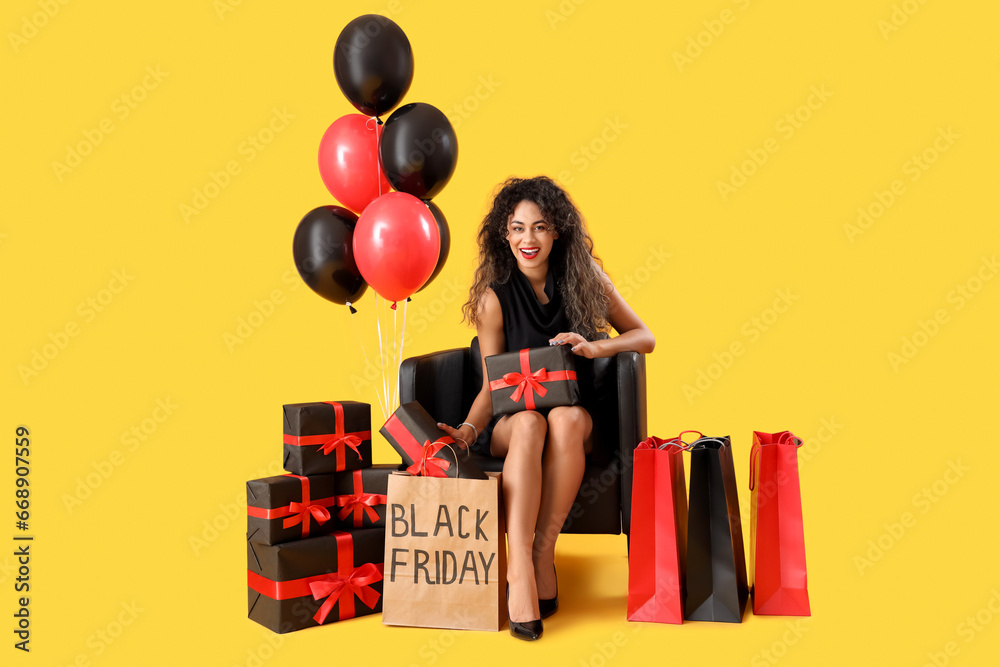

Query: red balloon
318;114;392;214
353;192;440;302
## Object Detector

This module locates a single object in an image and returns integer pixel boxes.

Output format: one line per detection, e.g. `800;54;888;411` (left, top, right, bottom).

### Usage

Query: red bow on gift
283;501;331;533
319;433;364;459
405;440;453;478
501;367;550;404
336;493;386;524
308;563;383;624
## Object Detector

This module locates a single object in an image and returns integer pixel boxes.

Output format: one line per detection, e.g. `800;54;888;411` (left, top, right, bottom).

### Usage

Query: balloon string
390;296;397;412
381;294;391;423
349;304;386;422
390;297;399;413
395;297;408;412
374;294;390;424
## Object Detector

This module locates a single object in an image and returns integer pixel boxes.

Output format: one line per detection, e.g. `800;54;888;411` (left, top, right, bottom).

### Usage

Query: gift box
247;528;385;634
283;401;371;475
247;473;341;546
331;464;398;529
380;402;487;480
484;345;580;417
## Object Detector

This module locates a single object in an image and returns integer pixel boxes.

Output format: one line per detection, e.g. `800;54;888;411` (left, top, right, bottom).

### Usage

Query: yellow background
3;0;998;664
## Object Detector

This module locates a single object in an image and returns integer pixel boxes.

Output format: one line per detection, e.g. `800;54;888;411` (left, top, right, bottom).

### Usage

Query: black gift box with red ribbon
283;401;372;475
380;402;486;480
331;464;399;529
248;528;385;634
485;345;580;417
247;473;342;546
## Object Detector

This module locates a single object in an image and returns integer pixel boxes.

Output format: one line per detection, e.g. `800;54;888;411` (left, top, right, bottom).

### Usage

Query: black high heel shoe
538;564;558;619
507;584;543;640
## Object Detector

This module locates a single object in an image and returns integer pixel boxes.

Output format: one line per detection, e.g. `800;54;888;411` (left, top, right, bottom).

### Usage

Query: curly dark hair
461;176;610;340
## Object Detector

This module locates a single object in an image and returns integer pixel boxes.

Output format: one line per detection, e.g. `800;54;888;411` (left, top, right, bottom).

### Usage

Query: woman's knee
505;411;547;455
547;406;591;438
510;410;548;436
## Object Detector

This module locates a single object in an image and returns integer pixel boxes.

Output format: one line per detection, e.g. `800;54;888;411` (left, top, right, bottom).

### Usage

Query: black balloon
333;15;414;117
417;201;450;292
292;206;368;305
379;103;458;200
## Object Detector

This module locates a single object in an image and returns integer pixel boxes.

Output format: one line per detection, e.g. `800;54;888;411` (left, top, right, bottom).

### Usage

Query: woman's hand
549;332;600;359
436;422;476;450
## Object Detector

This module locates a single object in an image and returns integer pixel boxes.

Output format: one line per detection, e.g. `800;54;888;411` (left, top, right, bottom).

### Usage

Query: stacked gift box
246;400;399;634
246;354;559;633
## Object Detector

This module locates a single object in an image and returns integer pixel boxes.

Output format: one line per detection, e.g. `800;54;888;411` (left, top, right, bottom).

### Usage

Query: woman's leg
532;406;592;598
490;410;548;622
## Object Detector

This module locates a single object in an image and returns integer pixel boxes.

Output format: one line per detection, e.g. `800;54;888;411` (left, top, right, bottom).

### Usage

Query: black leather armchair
399;337;647;537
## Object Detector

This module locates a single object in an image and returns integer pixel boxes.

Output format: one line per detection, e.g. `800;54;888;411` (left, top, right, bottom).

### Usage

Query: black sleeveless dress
471;268;595;455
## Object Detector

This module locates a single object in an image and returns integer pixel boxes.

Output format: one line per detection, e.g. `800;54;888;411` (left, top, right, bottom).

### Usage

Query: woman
437;176;654;640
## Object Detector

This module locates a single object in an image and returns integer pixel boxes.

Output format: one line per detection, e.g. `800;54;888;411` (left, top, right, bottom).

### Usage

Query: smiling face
506;200;558;272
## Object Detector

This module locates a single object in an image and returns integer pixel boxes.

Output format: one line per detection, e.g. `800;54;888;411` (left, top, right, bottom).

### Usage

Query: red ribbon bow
502;367;549;404
336;494;385;524
308;563;383;624
405;439;453;478
319;433;363;459
283;501;331;532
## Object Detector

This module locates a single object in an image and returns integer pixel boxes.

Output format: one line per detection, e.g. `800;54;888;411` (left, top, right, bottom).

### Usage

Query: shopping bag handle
688;438;732;452
636;435;689;451
636;430;705;451
749;431;802;490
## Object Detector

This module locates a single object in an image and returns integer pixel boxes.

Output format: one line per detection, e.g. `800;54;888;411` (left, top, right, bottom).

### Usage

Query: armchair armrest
399;347;471;427
615;351;647;536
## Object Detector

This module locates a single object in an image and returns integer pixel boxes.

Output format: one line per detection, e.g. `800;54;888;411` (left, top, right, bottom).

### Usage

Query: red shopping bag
750;430;811;616
627;434;691;624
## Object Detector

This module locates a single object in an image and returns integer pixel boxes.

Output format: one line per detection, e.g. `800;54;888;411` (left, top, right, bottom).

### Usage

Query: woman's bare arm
437;287;504;447
550;269;655;358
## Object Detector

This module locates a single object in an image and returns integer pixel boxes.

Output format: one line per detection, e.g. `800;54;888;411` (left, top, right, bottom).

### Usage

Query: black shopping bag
684;434;748;623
